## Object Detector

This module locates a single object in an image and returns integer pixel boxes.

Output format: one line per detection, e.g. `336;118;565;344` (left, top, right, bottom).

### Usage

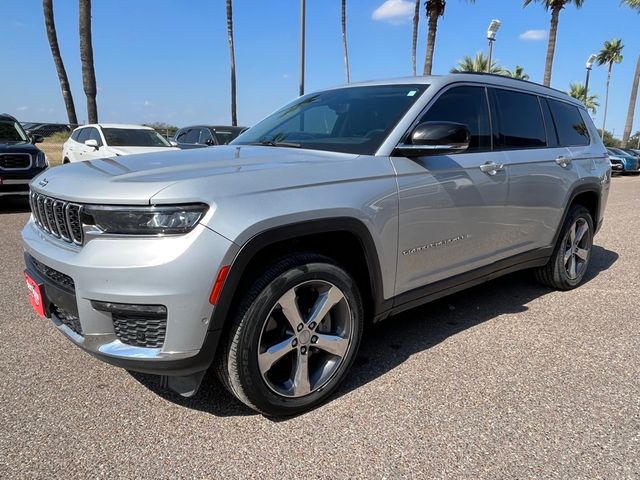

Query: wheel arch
209;217;386;333
553;183;601;246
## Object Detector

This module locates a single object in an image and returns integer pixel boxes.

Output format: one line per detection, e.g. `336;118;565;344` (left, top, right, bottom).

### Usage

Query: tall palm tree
226;0;237;126
43;0;77;125
568;82;599;114
621;0;640;146
79;0;98;123
423;0;475;76
597;38;624;140
450;52;506;74
523;0;585;87
341;0;350;83
411;0;420;75
506;65;530;80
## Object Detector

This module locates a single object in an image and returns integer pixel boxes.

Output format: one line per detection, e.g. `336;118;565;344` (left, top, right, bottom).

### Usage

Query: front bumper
22;219;238;376
0;167;47;196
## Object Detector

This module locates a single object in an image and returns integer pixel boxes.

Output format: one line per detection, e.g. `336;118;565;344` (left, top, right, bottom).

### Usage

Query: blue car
607;148;639;174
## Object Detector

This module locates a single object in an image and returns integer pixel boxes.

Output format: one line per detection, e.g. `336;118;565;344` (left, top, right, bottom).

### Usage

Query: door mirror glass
84;138;99;149
395;122;470;157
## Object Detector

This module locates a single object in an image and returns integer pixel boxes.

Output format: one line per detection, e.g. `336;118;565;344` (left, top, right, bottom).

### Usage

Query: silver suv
22;74;610;415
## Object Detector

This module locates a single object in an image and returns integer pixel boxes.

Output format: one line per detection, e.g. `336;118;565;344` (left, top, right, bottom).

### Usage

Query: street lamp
486;19;501;73
584;53;597;105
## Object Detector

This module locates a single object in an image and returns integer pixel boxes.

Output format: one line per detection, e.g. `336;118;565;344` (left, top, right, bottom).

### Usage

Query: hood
0;141;40;154
109;146;180;155
29;145;360;205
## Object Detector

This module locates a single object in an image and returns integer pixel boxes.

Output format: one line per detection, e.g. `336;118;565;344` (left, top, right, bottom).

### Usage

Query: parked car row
608;147;640;174
21;122;71;138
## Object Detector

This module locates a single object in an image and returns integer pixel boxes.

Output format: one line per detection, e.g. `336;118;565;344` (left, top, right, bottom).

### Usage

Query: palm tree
79;0;98;123
506;65;530;80
341;0;350;83
523;0;585;87
621;0;640;146
597;38;624;140
43;0;78;125
450;52;506;74
568;82;599;114
411;0;420;75
226;0;237;126
423;0;475;76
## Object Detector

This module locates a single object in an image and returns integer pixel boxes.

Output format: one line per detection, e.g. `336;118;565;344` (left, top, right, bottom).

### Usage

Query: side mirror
84;139;99;149
394;121;470;157
32;135;44;144
169;140;178;147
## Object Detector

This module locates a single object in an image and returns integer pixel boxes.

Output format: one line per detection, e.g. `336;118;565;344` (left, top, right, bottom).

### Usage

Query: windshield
232;84;427;154
102;128;171;147
0;120;29;144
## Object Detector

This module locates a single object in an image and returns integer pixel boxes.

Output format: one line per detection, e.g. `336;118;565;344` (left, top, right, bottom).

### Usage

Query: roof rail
449;71;568;96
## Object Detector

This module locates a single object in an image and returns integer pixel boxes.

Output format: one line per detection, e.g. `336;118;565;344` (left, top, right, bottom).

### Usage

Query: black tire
215;253;364;416
535;205;594;290
63;158;70;164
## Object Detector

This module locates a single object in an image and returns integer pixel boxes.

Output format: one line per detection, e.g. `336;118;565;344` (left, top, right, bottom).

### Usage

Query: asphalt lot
1;177;638;479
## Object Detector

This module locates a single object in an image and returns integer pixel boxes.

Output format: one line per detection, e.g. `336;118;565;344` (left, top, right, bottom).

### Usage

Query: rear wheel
535;205;594;290
216;253;363;416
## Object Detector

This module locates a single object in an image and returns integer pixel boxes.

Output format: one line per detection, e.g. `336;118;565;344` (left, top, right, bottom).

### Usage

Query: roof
73;123;154;130
326;73;583;108
0;113;19;122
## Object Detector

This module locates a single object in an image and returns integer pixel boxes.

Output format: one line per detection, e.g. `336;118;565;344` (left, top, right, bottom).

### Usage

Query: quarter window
418;86;491;151
548;99;590;146
492;89;546;149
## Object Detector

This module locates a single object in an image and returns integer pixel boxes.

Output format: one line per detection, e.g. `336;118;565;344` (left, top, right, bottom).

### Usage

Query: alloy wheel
563;218;591;280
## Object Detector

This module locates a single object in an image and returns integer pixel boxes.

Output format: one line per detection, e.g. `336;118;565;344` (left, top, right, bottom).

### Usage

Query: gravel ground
0;178;638;479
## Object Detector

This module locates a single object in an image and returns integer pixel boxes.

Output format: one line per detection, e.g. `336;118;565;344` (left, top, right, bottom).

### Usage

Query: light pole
486;19;501;73
584;53;597;106
299;0;306;97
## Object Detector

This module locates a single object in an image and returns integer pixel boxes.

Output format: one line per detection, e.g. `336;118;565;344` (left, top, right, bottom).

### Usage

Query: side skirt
373;247;553;322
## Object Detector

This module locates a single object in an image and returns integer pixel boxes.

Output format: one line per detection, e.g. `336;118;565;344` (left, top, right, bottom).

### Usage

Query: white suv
62;124;179;163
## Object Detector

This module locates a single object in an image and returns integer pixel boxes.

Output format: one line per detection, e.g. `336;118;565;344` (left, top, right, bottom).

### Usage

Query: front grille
29;255;75;292
51;304;83;335
113;315;167;348
29;191;83;245
0;153;31;169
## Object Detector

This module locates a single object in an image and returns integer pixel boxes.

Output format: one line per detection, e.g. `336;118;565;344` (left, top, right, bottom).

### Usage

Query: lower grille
113;315;167;348
0;153;31;169
29;255;75;292
52;304;83;335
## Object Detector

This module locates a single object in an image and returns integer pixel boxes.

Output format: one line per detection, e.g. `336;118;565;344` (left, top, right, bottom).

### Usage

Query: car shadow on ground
130;245;618;419
0;196;30;214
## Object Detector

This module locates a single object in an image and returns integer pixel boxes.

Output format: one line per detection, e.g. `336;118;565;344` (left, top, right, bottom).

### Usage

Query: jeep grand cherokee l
22;74;610;416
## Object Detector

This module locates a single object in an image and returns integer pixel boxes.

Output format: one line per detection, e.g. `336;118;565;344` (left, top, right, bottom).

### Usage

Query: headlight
35;151;49;167
83;204;208;235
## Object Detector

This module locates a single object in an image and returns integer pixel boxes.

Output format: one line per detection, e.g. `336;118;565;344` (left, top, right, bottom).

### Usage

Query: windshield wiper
251;139;302;148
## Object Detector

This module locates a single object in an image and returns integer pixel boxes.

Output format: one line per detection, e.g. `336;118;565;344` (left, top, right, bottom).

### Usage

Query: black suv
0;114;48;198
174;125;247;149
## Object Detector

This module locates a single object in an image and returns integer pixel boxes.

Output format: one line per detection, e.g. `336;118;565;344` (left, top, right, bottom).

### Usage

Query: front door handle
479;162;505;176
556;155;572;168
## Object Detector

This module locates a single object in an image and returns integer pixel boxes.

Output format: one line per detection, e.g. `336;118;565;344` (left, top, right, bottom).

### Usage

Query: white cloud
143;100;152;107
372;0;413;24
16;106;29;111
520;29;547;41
282;73;290;79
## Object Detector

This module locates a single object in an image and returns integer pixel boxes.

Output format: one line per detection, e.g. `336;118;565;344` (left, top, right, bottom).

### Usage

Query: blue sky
1;0;639;137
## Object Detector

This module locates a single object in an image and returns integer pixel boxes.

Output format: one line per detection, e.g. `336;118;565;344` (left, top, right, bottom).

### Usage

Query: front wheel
216;253;364;416
535;205;594;290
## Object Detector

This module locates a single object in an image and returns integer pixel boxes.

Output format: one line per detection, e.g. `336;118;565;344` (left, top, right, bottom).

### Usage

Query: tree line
43;0;640;147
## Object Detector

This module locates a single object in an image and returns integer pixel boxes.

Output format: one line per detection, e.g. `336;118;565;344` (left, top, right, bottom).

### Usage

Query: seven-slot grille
29;191;83;245
0;153;31;169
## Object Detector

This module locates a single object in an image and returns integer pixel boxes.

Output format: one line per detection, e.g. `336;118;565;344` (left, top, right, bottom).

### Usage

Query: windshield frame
232;84;427;155
0;120;30;144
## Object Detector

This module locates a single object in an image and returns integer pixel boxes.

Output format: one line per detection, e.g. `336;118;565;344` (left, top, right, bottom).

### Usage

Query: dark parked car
174;125;247;149
0;114;48;198
25;123;71;138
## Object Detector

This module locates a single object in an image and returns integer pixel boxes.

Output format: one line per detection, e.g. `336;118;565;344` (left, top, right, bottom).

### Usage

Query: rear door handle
555;155;572;168
479;162;505;176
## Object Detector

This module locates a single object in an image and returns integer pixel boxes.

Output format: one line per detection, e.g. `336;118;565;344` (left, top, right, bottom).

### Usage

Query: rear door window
548;99;590;146
418;86;492;151
491;89;546;149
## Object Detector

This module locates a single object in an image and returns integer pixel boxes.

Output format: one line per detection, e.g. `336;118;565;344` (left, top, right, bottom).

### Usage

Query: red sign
25;273;45;317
